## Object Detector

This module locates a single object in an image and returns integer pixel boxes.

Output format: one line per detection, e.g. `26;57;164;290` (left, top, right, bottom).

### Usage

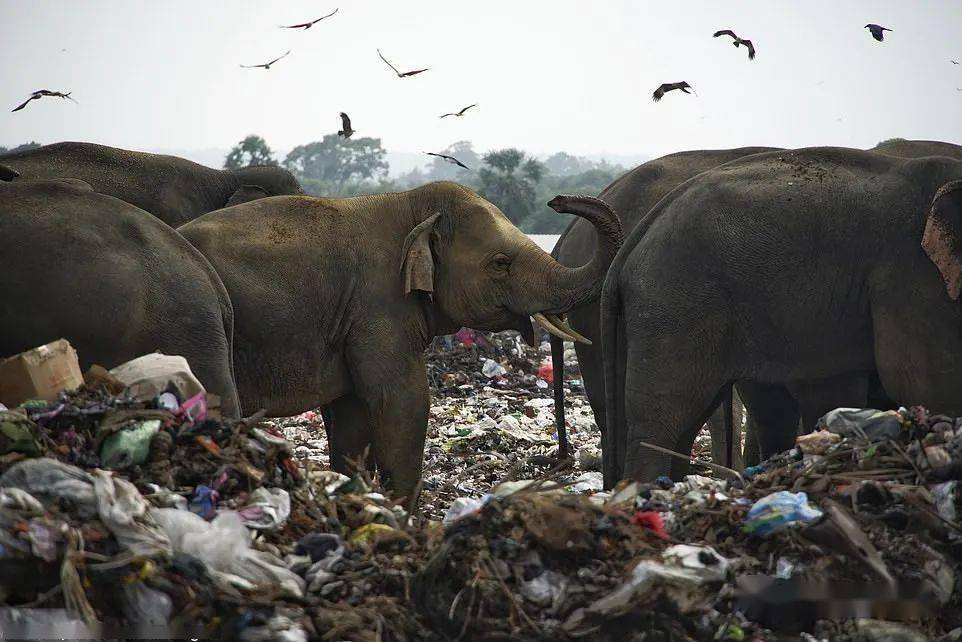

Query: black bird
865;24;891;41
439;104;477;118
377;49;429;78
281;8;338;29
338;112;354;138
652;82;693;102
240;50;291;69
11;89;76;112
425;152;469;169
952;60;960;65
712;29;755;60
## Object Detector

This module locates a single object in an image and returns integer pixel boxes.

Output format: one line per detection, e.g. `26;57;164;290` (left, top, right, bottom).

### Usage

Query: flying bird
338;112;354;138
952;60;960;65
865;24;891;41
425;152;469;170
439;104;477;118
712;29;756;60
11;89;76;112
377;49;429;78
240;50;291;69
281;8;338;29
652;82;693;102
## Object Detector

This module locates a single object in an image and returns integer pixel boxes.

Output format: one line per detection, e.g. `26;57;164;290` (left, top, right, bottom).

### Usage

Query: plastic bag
99;419;161;469
744;491;823;537
0;458;97;517
238;487;291;531
109;353;205;402
91;469;171;558
442;497;484;525
817;407;903;441
152;508;305;598
481;359;507;378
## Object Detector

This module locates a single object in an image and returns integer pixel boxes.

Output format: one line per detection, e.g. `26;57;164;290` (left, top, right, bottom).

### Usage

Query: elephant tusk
544;313;592;345
532;312;591;345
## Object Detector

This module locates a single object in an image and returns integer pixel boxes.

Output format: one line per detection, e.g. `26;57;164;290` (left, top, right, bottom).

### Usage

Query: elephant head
399;183;623;344
226;165;303;206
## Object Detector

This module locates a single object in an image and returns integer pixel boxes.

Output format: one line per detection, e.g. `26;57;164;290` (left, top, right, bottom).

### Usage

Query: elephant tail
551;334;569;458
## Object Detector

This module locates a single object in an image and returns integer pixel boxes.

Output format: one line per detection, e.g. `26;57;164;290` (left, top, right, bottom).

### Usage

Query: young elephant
179;182;623;499
0;141;303;227
0;178;241;416
602;147;962;482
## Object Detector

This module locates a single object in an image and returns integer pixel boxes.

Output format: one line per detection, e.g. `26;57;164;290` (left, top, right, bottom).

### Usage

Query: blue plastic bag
744;491;823;537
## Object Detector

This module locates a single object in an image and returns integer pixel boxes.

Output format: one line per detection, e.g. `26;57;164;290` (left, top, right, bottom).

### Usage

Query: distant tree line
0;141;41;155
224;135;625;233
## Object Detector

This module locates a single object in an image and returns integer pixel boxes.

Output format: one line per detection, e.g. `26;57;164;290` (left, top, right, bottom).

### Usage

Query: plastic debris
744;491;824;537
817;407;904;441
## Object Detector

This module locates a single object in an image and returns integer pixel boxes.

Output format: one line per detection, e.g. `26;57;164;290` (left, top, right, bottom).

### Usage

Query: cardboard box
0;339;84;407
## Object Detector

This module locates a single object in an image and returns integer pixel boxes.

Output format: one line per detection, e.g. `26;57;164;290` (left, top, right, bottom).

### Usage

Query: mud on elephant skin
0;141;303;227
179;182;623;500
0;178;241;416
603;146;962;482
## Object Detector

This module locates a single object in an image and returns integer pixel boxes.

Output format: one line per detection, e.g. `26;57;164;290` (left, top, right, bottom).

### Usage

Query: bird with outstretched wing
11;89;76;112
652;82;693;102
439;104;477;118
281;8;338;29
425;152;469;169
378;49;429;78
240;50;291;69
338;112;354;138
713;29;755;60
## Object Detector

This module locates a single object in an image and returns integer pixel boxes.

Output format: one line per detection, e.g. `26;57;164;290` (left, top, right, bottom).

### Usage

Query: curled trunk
542;195;624;313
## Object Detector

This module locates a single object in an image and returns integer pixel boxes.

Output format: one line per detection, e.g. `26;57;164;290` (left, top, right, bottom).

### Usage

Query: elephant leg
787;372;870;432
349;343;429;503
736;381;800;460
324;394;374;475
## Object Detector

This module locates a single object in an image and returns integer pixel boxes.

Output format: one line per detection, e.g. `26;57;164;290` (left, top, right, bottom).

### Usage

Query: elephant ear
0;164;21;181
923;180;962;302
225;184;270;207
400;212;441;297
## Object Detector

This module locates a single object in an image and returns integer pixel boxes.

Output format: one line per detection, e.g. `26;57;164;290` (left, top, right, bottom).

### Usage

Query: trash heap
3;338;962;640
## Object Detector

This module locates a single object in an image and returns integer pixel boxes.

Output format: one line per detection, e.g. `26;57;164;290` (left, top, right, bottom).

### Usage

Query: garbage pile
3;338;962;640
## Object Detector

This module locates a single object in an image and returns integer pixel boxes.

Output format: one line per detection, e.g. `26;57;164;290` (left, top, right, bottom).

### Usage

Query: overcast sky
2;1;960;163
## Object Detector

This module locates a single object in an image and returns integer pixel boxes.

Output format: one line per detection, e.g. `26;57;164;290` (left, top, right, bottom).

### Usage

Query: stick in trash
637;440;744;482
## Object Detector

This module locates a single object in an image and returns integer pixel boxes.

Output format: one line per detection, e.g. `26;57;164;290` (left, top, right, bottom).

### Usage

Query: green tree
284;134;388;194
877;137;906;146
478;148;545;228
224;135;278;169
528;165;625;233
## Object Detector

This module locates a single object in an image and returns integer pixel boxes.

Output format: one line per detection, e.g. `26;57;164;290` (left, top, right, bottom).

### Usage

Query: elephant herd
0;141;620;499
2;139;961;500
553;139;962;486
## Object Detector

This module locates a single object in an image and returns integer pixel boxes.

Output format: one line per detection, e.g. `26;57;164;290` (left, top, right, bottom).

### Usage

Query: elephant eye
492;254;511;269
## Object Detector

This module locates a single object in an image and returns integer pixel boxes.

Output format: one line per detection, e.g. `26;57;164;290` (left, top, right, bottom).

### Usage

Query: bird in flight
338;112;354;138
439;104;477;118
377;49;429;78
240;50;291;69
281;8;338;29
425;152;469;170
652;82;694;102
11;89;76;112
865;24;891;41
952;60;960;65
713;29;755;60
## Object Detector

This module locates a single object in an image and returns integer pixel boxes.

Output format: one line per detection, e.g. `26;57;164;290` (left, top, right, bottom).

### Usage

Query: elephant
551;147;779;479
0;141;303;227
0;177;241;416
601;146;962;482
179;182;623;499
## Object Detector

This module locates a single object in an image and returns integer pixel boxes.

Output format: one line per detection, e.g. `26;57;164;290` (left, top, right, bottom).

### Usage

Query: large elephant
0;178;241;416
0;141;303;227
179;182;623;499
551;147;779;477
602;146;962;482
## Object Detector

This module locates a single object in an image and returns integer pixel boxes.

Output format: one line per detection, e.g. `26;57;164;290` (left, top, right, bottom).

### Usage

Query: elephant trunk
541;194;624;313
